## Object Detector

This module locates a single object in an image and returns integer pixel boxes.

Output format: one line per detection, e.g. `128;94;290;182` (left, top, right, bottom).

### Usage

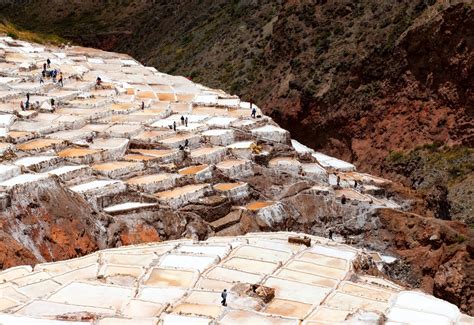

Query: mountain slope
1;0;472;223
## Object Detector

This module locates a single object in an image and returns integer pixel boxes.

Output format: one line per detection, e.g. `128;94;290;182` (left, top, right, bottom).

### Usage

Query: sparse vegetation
0;22;65;45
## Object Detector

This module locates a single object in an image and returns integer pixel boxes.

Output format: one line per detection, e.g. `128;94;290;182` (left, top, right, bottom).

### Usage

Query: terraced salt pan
220;310;297;325
129;149;181;163
265;298;312;318
92;161;144;178
205;117;237;128
160;254;217;272
313;152;356;171
58;147;102;164
143;269;195;288
215;159;253;178
176;122;208;133
0;174;49;189
178;164;212;181
155;184;211;208
162;314;212;325
46;165;91;182
246;201;275;211
47;282;134;310
201;129;234;146
126;173;178;193
16;138;64;152
214;182;249;200
133;130;174;144
15;300;115;318
0;164;21;182
251;124;289;143
190;146;226;164
302;163;328;182
176;245;230;259
159;133;201;149
269;157;302;174
70;180;125;196
104;202;158;214
0;114;15;128
226;141;254;159
335;188;372;202
14;156;60;172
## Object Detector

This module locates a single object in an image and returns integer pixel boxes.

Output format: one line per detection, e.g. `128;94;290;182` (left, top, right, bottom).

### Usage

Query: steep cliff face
0;177;104;267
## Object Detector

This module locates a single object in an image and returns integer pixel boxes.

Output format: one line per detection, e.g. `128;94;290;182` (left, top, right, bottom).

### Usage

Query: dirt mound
0;177;104;267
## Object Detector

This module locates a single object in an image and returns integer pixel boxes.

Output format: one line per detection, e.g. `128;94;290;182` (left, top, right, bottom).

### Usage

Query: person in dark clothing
26;93;30;101
185;116;188;127
47;58;51;68
354;180;358;189
96;76;102;87
329;229;333;240
25;100;29;110
251;107;256;118
173;121;176;131
141;101;145;110
43;63;47;71
180;115;185;125
184;139;189;148
178;144;184;151
221;289;228;306
336;176;341;187
51;98;55;107
341;194;347;205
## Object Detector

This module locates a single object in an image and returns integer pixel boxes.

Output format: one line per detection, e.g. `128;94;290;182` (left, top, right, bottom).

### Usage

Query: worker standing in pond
221;289;227;306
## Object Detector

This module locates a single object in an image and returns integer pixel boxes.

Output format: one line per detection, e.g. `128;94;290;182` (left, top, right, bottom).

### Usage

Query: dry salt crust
0;37;459;322
0;232;471;324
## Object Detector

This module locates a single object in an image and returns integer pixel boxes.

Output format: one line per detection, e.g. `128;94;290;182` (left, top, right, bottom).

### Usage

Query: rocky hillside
1;0;472;223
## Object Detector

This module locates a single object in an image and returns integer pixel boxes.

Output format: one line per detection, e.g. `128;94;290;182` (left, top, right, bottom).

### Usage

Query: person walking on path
221;289;228;306
185;116;188;127
180;115;185;125
251;107;256;118
47;58;51;68
173;121;177;132
58;72;63;87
